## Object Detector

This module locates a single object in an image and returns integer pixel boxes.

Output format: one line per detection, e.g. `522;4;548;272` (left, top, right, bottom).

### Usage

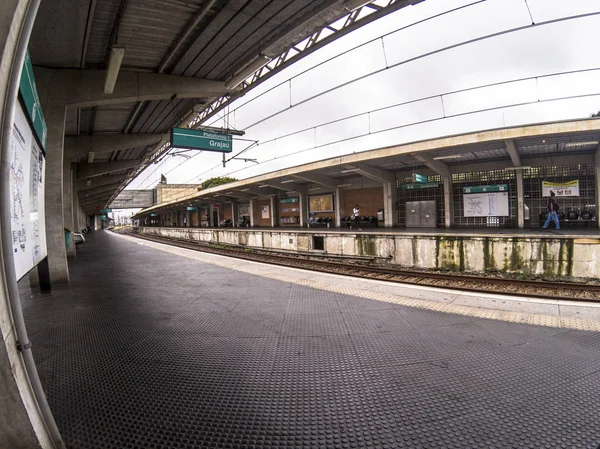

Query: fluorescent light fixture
104;46;125;94
564;141;599;148
280;180;295;184
225;192;234;195
258;184;270;188
309;187;322;191
336;184;352;187
87;151;95;163
433;154;463;160
225;55;272;90
241;188;250;191
86;178;92;187
340;168;360;173
343;0;374;12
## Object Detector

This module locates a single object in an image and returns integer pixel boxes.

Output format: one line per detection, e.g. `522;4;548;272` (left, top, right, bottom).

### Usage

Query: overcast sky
127;0;600;190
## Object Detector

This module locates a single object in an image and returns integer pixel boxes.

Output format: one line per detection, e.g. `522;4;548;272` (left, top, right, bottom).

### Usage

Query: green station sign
99;209;112;213
401;182;440;190
171;127;232;153
186;206;198;211
19;51;47;150
412;173;428;183
462;184;508;194
280;198;299;204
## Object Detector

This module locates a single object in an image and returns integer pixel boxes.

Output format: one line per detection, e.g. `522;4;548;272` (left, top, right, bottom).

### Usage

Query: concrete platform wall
138;227;600;280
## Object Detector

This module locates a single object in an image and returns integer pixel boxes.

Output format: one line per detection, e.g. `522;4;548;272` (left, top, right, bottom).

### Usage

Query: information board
10;103;47;279
171;128;232;153
464;192;509;217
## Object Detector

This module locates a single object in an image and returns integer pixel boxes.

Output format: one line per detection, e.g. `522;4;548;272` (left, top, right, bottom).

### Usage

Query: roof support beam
354;163;396;184
504;139;521;167
412;154;451;178
65;133;167;159
76;160;141;179
34;68;236;108
76;174;128;191
78;183;122;197
292;173;339;189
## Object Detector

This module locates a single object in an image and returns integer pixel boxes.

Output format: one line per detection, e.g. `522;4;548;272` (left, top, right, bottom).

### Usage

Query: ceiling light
343;0;374;12
87;151;95;163
241;188;250;191
225;55;272;89
309;187;322;191
564;141;599;148
433;154;463;160
336;184;352;187
258;185;269;188
86;179;92;187
340;168;360;173
280;180;295;184
225;192;233;195
104;46;125;94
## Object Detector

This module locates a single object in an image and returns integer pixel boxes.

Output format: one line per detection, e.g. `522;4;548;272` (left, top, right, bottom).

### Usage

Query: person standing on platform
351;204;362;231
543;191;560;230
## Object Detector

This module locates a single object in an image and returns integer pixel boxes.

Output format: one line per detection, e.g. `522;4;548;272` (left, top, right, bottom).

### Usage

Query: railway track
116;229;600;302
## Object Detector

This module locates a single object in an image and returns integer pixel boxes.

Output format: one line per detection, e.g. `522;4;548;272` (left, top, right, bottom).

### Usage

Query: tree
592;110;600;118
200;176;237;190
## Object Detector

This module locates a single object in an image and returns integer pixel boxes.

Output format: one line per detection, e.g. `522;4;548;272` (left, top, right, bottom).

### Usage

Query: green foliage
200;176;237;190
592;110;600;117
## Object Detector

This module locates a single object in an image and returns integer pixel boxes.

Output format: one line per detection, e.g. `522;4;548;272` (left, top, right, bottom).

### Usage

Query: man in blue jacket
542;191;560;230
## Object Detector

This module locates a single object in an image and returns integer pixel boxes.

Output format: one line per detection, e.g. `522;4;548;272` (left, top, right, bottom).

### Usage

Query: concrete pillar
299;192;308;227
270;196;278;227
443;176;453;228
185;210;190;227
231;202;238;227
249;199;256;227
195;208;200;227
516;170;525;229
43;104;69;281
335;188;343;228
63;160;75;257
383;182;398;228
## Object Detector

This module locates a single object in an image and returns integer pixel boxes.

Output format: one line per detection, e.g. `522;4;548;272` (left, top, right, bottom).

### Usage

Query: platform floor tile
20;232;600;449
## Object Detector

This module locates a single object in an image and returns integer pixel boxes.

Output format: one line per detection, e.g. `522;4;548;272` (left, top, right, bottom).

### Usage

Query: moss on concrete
356;235;377;257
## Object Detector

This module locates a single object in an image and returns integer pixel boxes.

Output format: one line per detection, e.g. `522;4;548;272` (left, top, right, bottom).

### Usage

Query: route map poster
10;103;47;280
463;192;509;217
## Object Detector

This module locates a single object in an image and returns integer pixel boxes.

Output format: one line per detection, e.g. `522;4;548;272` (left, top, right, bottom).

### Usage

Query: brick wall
343;187;383;218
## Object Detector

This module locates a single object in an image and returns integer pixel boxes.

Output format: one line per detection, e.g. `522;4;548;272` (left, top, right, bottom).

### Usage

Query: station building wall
342;187;383;219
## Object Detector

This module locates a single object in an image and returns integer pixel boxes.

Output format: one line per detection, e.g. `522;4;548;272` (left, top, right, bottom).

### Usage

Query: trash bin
377;209;384;221
64;227;72;252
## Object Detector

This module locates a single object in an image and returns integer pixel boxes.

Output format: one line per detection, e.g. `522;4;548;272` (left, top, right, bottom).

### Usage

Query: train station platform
138;225;600;280
19;230;600;449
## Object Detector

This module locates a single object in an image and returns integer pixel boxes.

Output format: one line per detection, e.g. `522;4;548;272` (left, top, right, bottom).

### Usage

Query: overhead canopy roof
29;0;423;215
132;117;600;218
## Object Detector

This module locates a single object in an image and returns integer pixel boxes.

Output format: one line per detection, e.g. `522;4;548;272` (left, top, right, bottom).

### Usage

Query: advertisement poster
542;180;579;197
261;205;270;219
309;194;334;212
10;104;47;280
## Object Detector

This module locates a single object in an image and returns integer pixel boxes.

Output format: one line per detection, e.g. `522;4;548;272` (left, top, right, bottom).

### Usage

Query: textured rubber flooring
20;231;600;449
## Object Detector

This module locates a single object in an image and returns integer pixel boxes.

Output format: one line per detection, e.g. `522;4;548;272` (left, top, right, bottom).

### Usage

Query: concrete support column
63;160;75;257
44;104;69;281
270;196;278;227
185;210;190;227
515;170;525;229
299;192;308;228
195;208;201;228
231;202;238;227
383;182;398;228
443;176;453;228
335;188;343;228
249;199;256;227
